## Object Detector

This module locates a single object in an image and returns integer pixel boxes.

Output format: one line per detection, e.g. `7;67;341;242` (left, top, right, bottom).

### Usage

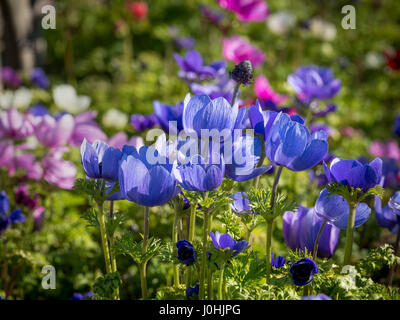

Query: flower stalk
218;264;225;300
172;209;180;287
139;206;150;299
343;203;357;266
312;218;328;261
199;208;209;300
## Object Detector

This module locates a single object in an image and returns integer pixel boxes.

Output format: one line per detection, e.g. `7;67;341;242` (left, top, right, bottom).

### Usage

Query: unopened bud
230;60;253;86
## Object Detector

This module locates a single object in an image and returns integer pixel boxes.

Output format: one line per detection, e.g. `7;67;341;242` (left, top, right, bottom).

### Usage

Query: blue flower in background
324;157;382;192
290;258;318;286
191;74;236;103
0;191;26;234
389;191;400;216
375;196;399;234
314;188;371;229
80;139;122;181
118;145;179;207
174;37;196;50
287;65;341;102
209;231;248;257
182;94;238;138
271;252;286;268
223;134;272;182
153;100;184;134
283;206;340;259
302;293;332;300
28;104;49;117
130;114;158;132
264;112;328;171
174;50;226;81
186;284;199;298
71;292;94;300
394;115;400;137
230;192;254;214
31;67;49;89
176;240;197;265
173;154;225;192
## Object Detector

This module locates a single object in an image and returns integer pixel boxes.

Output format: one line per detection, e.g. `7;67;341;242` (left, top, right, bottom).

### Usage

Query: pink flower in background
222;36;265;67
0;107;34;139
16;154;43;180
35;114;75;148
255;76;287;105
0;140;14;168
108;132;144;150
369;140;400;162
218;0;268;22
68;111;107;147
42;148;76;190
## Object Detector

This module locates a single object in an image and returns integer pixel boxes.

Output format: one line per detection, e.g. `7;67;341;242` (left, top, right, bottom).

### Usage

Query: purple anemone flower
31;68;49;89
130;114;158;132
283;206;340;258
71;292;94;300
174;50;226;82
0;107;34;139
1;66;22;89
190;74;236;103
315;188;371;229
218;0;268;22
289;258;318;286
302;293;332;300
323;157;382;192
80;139;122;181
153;100;184;134
35;113;75;148
287;65;341;102
176;240;197;265
375;196;399;234
209;231;248;257
173;154;225;192
118;145;179;207
264;112;328;171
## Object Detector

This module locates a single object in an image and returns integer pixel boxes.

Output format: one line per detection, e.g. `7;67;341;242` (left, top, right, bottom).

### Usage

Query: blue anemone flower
0;191;25;234
315;188;371;229
287;65;341;102
389;191;400;216
153;100;184;134
375;196;399;234
223;134;272;182
176;240;197;265
289;258;319;286
31;68;49;89
271;252;286;268
80;139;122;181
323;157;382;192
302;293;332;300
264;112;328;171
182;94;238;138
209;231;248;257
174;50;226;81
118;145;179;207
230;192;254;214
173;154;225;192
186;284;199;298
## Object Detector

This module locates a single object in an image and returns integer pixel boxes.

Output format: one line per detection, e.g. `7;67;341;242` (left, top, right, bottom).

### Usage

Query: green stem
218;264;225;300
265;220;273;281
387;217;400;287
303;285;310;297
139;207;150;299
189;204;197;242
230;82;240;107
343;203;357;266
172;210;180;287
97;201;112;275
199;211;209;300
207;267;213;300
270;166;283;208
109;201;120;300
312;218;328;261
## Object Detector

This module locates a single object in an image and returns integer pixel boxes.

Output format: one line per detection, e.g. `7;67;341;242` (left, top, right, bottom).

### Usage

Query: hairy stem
172;210;180;287
139;206;150;299
312;218;328;261
343;203;357;266
218;264;225;300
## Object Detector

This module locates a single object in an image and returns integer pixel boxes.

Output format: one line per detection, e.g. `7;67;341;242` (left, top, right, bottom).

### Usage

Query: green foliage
93;272;122;300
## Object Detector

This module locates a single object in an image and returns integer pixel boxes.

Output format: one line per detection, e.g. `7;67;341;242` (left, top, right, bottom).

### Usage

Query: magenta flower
218;0;268;22
42;148;76;189
68;111;107;147
15;154;43;180
35;114;75;148
255;76;287;105
0;140;14;169
369;140;400;162
223;36;265;67
0;107;34;139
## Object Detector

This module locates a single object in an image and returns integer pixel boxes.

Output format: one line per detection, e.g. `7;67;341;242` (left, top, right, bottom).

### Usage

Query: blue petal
101;147;122;181
333;202;371;229
9;209;26;223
